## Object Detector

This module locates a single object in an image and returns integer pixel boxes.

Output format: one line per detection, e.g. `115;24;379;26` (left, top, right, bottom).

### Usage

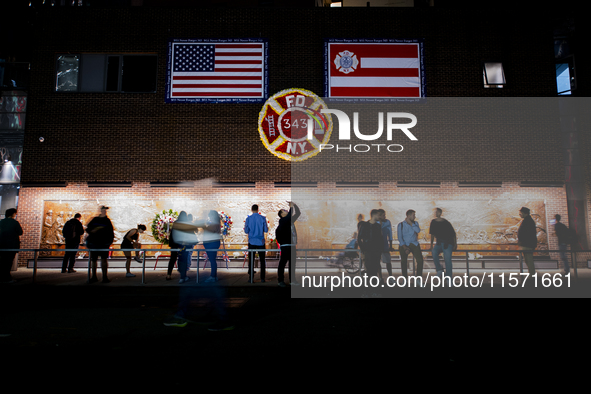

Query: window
55;54;158;93
556;56;575;96
483;62;506;88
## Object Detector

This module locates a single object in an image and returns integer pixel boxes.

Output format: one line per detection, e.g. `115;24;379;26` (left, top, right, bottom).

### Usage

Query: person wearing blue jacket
244;204;268;283
397;209;424;279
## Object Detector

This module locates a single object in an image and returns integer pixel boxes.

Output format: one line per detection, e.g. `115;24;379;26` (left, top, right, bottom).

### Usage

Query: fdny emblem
257;88;333;162
334;50;359;74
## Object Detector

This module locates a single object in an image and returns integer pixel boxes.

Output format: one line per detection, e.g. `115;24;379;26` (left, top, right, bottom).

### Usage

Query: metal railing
8;246;590;284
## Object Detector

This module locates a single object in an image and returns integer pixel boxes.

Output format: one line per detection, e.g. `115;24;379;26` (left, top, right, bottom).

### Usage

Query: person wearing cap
517;207;537;275
85;206;115;283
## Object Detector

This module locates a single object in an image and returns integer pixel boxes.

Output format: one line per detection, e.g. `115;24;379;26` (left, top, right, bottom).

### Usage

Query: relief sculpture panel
39;199;547;255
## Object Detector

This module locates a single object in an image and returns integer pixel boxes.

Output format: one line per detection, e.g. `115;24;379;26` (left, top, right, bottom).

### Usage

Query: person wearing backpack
553;214;572;275
61;213;84;273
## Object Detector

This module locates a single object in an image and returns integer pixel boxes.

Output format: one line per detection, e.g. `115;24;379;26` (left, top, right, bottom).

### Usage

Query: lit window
483;62;506;88
556;57;575;96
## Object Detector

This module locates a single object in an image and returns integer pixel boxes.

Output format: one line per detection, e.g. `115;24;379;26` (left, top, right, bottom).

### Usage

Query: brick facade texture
22;7;561;184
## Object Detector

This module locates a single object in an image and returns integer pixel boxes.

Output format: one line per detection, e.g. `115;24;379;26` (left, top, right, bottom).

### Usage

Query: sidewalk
1;265;589;370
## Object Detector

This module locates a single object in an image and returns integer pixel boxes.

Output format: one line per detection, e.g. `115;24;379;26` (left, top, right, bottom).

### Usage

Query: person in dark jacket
61;213;84;273
0;208;23;283
85;206;115;283
357;209;384;280
276;201;301;287
517;207;537;275
553;214;571;275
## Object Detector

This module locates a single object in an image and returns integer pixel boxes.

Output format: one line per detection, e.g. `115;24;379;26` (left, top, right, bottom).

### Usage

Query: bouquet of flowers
151;209;179;245
219;211;233;237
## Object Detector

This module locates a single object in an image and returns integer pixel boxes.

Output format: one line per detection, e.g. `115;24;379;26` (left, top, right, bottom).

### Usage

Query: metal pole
33;250;38;283
572;250;578;279
249;247;253;283
141;248;146;284
305;249;308;276
466;251;470;277
195;249;199;284
519;251;523;274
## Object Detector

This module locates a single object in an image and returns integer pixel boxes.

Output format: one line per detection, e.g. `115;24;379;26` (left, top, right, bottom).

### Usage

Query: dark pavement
1;267;589;378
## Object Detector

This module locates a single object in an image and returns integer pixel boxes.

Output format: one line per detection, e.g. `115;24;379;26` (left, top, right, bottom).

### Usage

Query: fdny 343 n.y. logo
258;88;333;162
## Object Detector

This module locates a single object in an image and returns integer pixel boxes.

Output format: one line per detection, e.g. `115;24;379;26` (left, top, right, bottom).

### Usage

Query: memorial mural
39;199;547;256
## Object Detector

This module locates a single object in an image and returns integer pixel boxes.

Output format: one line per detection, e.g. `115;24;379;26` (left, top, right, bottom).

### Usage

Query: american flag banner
166;39;268;103
324;39;425;101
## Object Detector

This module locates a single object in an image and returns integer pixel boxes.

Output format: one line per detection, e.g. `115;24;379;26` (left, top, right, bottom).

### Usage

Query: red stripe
213;68;262;73
215;52;262;57
172;76;261;81
332;68;419;78
329;43;418;58
214;44;263;49
330;86;421;97
173;84;262;89
173;75;261;80
215;60;262;65
172;92;262;97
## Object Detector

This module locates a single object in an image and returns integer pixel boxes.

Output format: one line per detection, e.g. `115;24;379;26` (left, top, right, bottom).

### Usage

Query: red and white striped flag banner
325;39;425;101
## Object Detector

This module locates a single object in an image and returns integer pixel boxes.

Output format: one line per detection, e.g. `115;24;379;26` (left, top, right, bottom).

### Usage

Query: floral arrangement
219;211;233;237
151;209;179;245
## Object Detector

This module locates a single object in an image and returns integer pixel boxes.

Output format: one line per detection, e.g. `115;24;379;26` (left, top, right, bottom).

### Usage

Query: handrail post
33;250;38;283
195;249;199;284
519;251;523;274
87;248;91;283
572;250;578;279
305;249;308;276
249;247;253;283
141;248;146;284
466;251;470;277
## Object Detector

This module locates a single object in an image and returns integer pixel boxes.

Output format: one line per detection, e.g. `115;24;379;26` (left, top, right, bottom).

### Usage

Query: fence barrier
6;246;589;285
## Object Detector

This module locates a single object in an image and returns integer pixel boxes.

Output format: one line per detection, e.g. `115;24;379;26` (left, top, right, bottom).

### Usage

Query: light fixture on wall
483;62;506;88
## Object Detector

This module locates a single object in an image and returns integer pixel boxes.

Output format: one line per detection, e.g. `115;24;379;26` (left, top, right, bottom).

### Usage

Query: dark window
55;54;157;93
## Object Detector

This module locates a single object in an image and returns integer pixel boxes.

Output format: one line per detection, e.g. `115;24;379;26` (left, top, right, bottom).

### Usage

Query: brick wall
21;7;560;184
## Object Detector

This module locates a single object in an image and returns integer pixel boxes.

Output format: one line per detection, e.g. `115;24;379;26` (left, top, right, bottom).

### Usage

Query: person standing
377;209;394;278
244;204;268;283
517;207;537;275
166;219;179;281
429;208;457;278
85;206;115;284
397;209;424;279
172;211;198;284
276;201;301;287
553;214;571;275
61;213;84;273
357;209;384;280
0;208;22;284
121;224;146;278
201;210;222;283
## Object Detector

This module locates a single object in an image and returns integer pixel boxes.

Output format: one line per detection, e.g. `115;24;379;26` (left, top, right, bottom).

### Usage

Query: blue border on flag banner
323;38;426;103
165;38;269;104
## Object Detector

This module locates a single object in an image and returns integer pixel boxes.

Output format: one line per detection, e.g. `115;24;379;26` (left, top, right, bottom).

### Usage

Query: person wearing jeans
397;209;423;279
429;208;457;278
244;204;268;283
